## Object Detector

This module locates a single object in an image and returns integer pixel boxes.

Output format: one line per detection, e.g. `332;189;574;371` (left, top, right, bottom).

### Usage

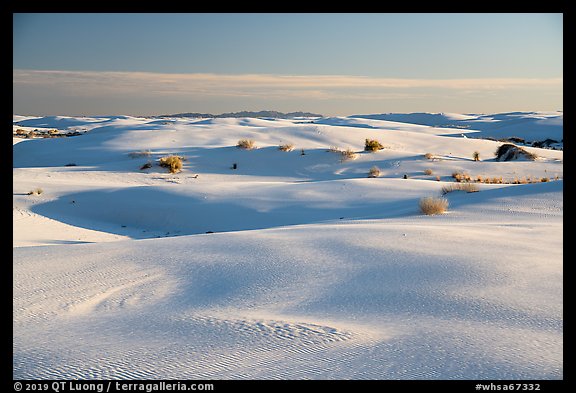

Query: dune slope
13;114;562;379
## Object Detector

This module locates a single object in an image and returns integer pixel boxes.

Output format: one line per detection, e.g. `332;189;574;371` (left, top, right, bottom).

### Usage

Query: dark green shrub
364;139;384;152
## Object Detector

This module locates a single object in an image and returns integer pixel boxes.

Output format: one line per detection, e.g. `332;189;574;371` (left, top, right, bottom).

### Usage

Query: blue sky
13;13;563;116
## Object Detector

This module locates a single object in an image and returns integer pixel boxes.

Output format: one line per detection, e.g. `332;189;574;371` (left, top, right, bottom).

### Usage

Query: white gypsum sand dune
350;111;563;143
13;113;562;379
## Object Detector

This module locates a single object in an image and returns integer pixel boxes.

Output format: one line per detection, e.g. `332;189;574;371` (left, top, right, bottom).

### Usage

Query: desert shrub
26;131;36;138
532;138;558;148
478;176;499;184
441;183;479;195
368;166;382;178
159;155;183;174
140;162;152;170
495;144;515;160
364;139;384;152
507;137;526;144
419;197;448;215
452;171;471;182
424;152;435;160
541;177;549;182
340;148;358;161
328;146;356;161
237;139;256;150
495;143;537;161
424;168;433;175
15;129;27;135
278;143;295;152
473;151;480;161
27;188;43;196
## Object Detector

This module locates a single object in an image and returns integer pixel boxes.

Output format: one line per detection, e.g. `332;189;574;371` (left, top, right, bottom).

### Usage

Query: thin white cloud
13;69;562;100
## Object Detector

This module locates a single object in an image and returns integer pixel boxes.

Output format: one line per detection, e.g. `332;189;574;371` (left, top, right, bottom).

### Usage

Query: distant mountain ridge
160;110;322;119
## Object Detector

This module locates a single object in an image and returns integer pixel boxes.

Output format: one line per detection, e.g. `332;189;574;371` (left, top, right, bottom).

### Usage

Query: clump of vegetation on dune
27;188;43;196
340;148;358;162
446;172;558;185
441;183;479;195
278;143;295;152
364;138;385;152
237;139;256;150
329;146;358;162
419;196;448;215
140;162;153;170
368;166;382;178
495;143;537;161
452;171;471;183
159;155;183;174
